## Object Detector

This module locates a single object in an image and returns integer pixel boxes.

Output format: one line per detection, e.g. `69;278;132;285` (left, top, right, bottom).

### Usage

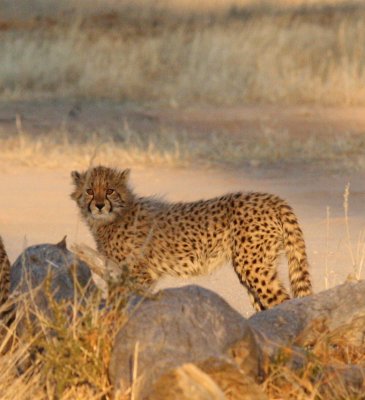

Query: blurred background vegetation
1;0;365;106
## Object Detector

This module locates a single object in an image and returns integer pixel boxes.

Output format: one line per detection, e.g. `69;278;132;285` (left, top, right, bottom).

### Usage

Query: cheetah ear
70;171;86;201
71;170;84;186
119;169;130;181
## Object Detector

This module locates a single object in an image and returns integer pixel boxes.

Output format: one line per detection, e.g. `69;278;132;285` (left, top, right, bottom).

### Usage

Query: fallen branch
71;243;123;295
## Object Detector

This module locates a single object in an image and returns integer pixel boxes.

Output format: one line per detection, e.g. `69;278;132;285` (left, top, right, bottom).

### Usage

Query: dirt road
1;100;365;139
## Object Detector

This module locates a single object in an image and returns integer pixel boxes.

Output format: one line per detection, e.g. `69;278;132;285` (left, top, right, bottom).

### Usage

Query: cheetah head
70;166;132;224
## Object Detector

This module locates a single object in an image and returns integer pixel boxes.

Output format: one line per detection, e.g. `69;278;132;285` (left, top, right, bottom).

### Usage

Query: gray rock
249;279;365;354
109;285;261;399
11;237;92;297
10;237;95;332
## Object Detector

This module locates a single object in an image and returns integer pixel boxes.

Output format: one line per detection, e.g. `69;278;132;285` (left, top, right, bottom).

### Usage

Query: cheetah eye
106;189;114;195
86;189;94;196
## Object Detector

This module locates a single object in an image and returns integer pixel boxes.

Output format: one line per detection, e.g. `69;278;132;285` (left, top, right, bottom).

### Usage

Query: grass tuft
0;275;129;399
2;126;365;170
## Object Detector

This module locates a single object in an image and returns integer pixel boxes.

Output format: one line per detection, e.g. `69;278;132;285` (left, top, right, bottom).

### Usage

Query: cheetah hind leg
233;260;290;311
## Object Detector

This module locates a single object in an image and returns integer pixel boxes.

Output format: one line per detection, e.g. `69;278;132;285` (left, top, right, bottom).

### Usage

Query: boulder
10;237;96;334
109;285;262;399
249;280;365;353
109;281;365;398
11;237;93;298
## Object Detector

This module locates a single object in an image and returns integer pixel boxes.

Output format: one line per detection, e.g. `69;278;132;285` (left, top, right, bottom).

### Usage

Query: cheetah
0;236;11;318
71;166;312;311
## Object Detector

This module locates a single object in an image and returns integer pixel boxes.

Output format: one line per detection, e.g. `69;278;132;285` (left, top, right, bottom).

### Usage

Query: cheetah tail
0;236;11;312
281;205;313;298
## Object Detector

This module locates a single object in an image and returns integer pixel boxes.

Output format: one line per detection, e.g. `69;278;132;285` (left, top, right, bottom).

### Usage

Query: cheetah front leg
107;262;157;304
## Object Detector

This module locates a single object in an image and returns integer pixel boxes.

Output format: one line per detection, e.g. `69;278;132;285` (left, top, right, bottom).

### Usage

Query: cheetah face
85;187;118;221
70;166;131;224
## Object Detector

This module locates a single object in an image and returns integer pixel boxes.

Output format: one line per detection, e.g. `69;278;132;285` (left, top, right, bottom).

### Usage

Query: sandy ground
1;163;364;316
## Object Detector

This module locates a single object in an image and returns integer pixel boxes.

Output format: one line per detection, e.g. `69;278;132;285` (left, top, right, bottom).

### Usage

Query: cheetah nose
95;203;104;210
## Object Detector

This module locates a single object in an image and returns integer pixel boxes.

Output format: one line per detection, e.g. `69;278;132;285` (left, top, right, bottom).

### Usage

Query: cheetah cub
71;166;312;311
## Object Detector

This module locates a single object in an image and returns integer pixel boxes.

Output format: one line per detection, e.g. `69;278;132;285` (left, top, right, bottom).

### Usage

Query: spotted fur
71;166;312;311
0;236;11;314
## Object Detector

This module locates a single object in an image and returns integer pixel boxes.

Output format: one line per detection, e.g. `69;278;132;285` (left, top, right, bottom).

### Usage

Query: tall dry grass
0;288;121;399
1;1;365;105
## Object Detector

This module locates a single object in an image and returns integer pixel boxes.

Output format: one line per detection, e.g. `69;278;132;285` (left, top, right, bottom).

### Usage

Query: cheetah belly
192;251;231;276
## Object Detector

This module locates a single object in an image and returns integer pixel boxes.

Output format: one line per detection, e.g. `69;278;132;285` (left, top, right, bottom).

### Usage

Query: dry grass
264;329;365;399
0;130;187;170
1;1;365;106
1;0;363;17
0;281;364;400
2;0;365;169
0;276;127;399
1;125;365;171
1;0;364;18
